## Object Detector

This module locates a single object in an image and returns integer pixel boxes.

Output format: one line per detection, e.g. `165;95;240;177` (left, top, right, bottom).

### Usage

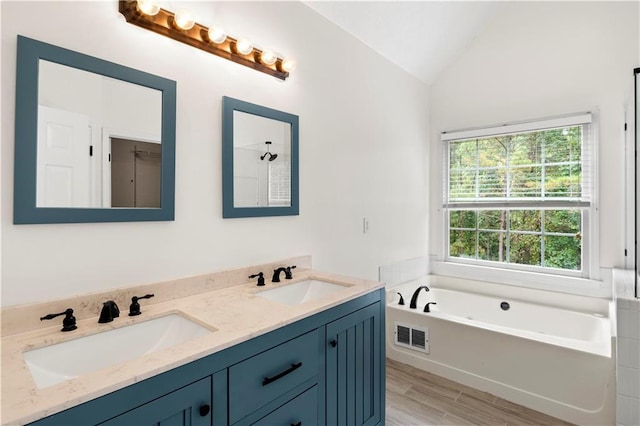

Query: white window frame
439;112;599;281
268;156;291;207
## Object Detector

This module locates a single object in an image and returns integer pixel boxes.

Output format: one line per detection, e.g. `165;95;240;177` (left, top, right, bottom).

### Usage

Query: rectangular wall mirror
14;35;176;224
222;96;299;218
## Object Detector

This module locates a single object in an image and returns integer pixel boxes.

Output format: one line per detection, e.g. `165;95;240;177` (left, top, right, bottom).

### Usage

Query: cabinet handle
262;362;302;386
198;404;210;417
329;339;337;348
291;422;302;426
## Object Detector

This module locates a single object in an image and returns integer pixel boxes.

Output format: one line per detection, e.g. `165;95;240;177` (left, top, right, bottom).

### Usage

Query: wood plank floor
386;358;575;426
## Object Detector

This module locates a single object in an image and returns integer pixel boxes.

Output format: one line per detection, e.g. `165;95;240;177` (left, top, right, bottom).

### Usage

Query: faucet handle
285;265;297;279
249;272;265;286
129;294;154;316
40;308;77;332
423;302;437;313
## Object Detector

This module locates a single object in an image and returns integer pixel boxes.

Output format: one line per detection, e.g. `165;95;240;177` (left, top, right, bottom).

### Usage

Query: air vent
394;322;429;353
397;325;410;345
411;328;426;350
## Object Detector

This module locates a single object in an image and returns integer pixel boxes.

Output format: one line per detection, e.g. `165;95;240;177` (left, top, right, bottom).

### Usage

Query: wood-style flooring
386;358;575;426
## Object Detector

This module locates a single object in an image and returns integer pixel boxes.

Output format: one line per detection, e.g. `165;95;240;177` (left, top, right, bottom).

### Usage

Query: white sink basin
257;280;349;306
24;314;214;389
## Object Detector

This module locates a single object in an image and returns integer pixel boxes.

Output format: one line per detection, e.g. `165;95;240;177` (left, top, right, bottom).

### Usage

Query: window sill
431;260;612;298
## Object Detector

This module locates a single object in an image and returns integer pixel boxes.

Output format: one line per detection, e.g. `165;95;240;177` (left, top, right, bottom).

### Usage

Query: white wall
0;1;429;307
429;1;639;275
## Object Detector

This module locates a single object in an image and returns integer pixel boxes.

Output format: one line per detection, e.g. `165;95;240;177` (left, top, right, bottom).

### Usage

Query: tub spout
409;285;430;309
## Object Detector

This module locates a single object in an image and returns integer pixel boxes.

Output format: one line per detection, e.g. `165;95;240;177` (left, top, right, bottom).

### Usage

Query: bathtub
386;276;616;425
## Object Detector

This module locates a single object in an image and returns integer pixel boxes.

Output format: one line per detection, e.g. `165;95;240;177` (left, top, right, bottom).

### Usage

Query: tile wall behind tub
379;257;430;287
617;296;640;426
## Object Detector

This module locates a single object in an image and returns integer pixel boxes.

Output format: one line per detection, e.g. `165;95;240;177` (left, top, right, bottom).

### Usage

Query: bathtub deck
386;358;575;426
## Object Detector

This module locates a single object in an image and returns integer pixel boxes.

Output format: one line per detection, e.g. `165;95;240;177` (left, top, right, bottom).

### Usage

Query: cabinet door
99;377;212;426
326;302;382;426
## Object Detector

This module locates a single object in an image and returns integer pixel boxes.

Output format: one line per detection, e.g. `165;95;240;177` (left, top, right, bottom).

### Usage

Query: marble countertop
1;268;383;425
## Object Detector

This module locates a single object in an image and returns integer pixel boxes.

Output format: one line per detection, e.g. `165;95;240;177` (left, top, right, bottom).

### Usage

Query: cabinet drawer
253;385;318;426
229;329;320;423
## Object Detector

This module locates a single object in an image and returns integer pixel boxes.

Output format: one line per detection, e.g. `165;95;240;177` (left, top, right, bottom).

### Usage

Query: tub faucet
98;300;120;323
409;286;430;309
272;267;287;283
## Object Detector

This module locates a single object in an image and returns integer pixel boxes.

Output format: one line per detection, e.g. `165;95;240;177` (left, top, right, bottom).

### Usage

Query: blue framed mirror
14;35;177;224
222;96;299;218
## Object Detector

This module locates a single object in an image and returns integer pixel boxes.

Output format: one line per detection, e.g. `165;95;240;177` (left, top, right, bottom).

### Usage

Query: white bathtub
386;276;616;425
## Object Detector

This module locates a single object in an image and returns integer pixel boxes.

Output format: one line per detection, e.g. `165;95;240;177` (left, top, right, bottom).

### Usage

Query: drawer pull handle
199;404;210;417
262;362;302;386
291;422;302;426
330;339;337;348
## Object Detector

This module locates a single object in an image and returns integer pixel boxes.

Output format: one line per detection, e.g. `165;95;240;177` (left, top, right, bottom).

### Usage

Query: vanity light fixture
173;9;196;31
136;0;159;16
281;58;297;73
233;38;254;55
208;26;227;44
119;0;293;80
259;49;277;66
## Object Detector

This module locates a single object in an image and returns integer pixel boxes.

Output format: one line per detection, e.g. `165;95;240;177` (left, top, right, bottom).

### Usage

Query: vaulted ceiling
305;1;503;84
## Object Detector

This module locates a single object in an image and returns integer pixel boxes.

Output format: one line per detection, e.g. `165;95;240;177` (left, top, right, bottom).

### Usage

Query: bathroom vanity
1;259;384;426
29;293;383;426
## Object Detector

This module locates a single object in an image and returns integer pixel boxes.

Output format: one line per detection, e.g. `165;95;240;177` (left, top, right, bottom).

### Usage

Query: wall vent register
394;322;429;354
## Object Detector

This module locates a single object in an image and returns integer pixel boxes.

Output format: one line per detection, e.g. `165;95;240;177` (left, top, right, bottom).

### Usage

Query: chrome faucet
409;286;430;309
98;300;120;323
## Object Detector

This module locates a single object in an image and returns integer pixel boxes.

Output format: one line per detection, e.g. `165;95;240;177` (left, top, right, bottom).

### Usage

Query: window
442;113;594;276
268;158;291;206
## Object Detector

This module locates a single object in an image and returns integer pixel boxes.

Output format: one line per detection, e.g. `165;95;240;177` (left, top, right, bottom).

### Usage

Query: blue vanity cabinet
27;289;385;426
28;366;224;426
326;302;383;426
98;377;211;426
252;385;318;426
228;329;321;424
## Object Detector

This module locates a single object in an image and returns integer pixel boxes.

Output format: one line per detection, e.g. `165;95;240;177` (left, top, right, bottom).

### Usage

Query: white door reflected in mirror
36;60;162;208
233;111;292;208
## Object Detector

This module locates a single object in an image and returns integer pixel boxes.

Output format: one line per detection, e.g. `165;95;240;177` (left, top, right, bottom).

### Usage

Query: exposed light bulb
208;27;227;44
174;9;195;30
260;50;277;66
281;58;297;72
235;38;253;55
137;0;160;16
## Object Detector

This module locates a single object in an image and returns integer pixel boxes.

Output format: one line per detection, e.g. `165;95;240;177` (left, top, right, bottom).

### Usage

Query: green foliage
447;126;583;271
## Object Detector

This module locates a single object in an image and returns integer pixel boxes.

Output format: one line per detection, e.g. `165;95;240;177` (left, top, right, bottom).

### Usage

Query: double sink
23;279;348;389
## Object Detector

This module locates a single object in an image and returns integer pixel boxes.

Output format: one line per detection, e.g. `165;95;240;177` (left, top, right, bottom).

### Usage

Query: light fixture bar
118;0;290;80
